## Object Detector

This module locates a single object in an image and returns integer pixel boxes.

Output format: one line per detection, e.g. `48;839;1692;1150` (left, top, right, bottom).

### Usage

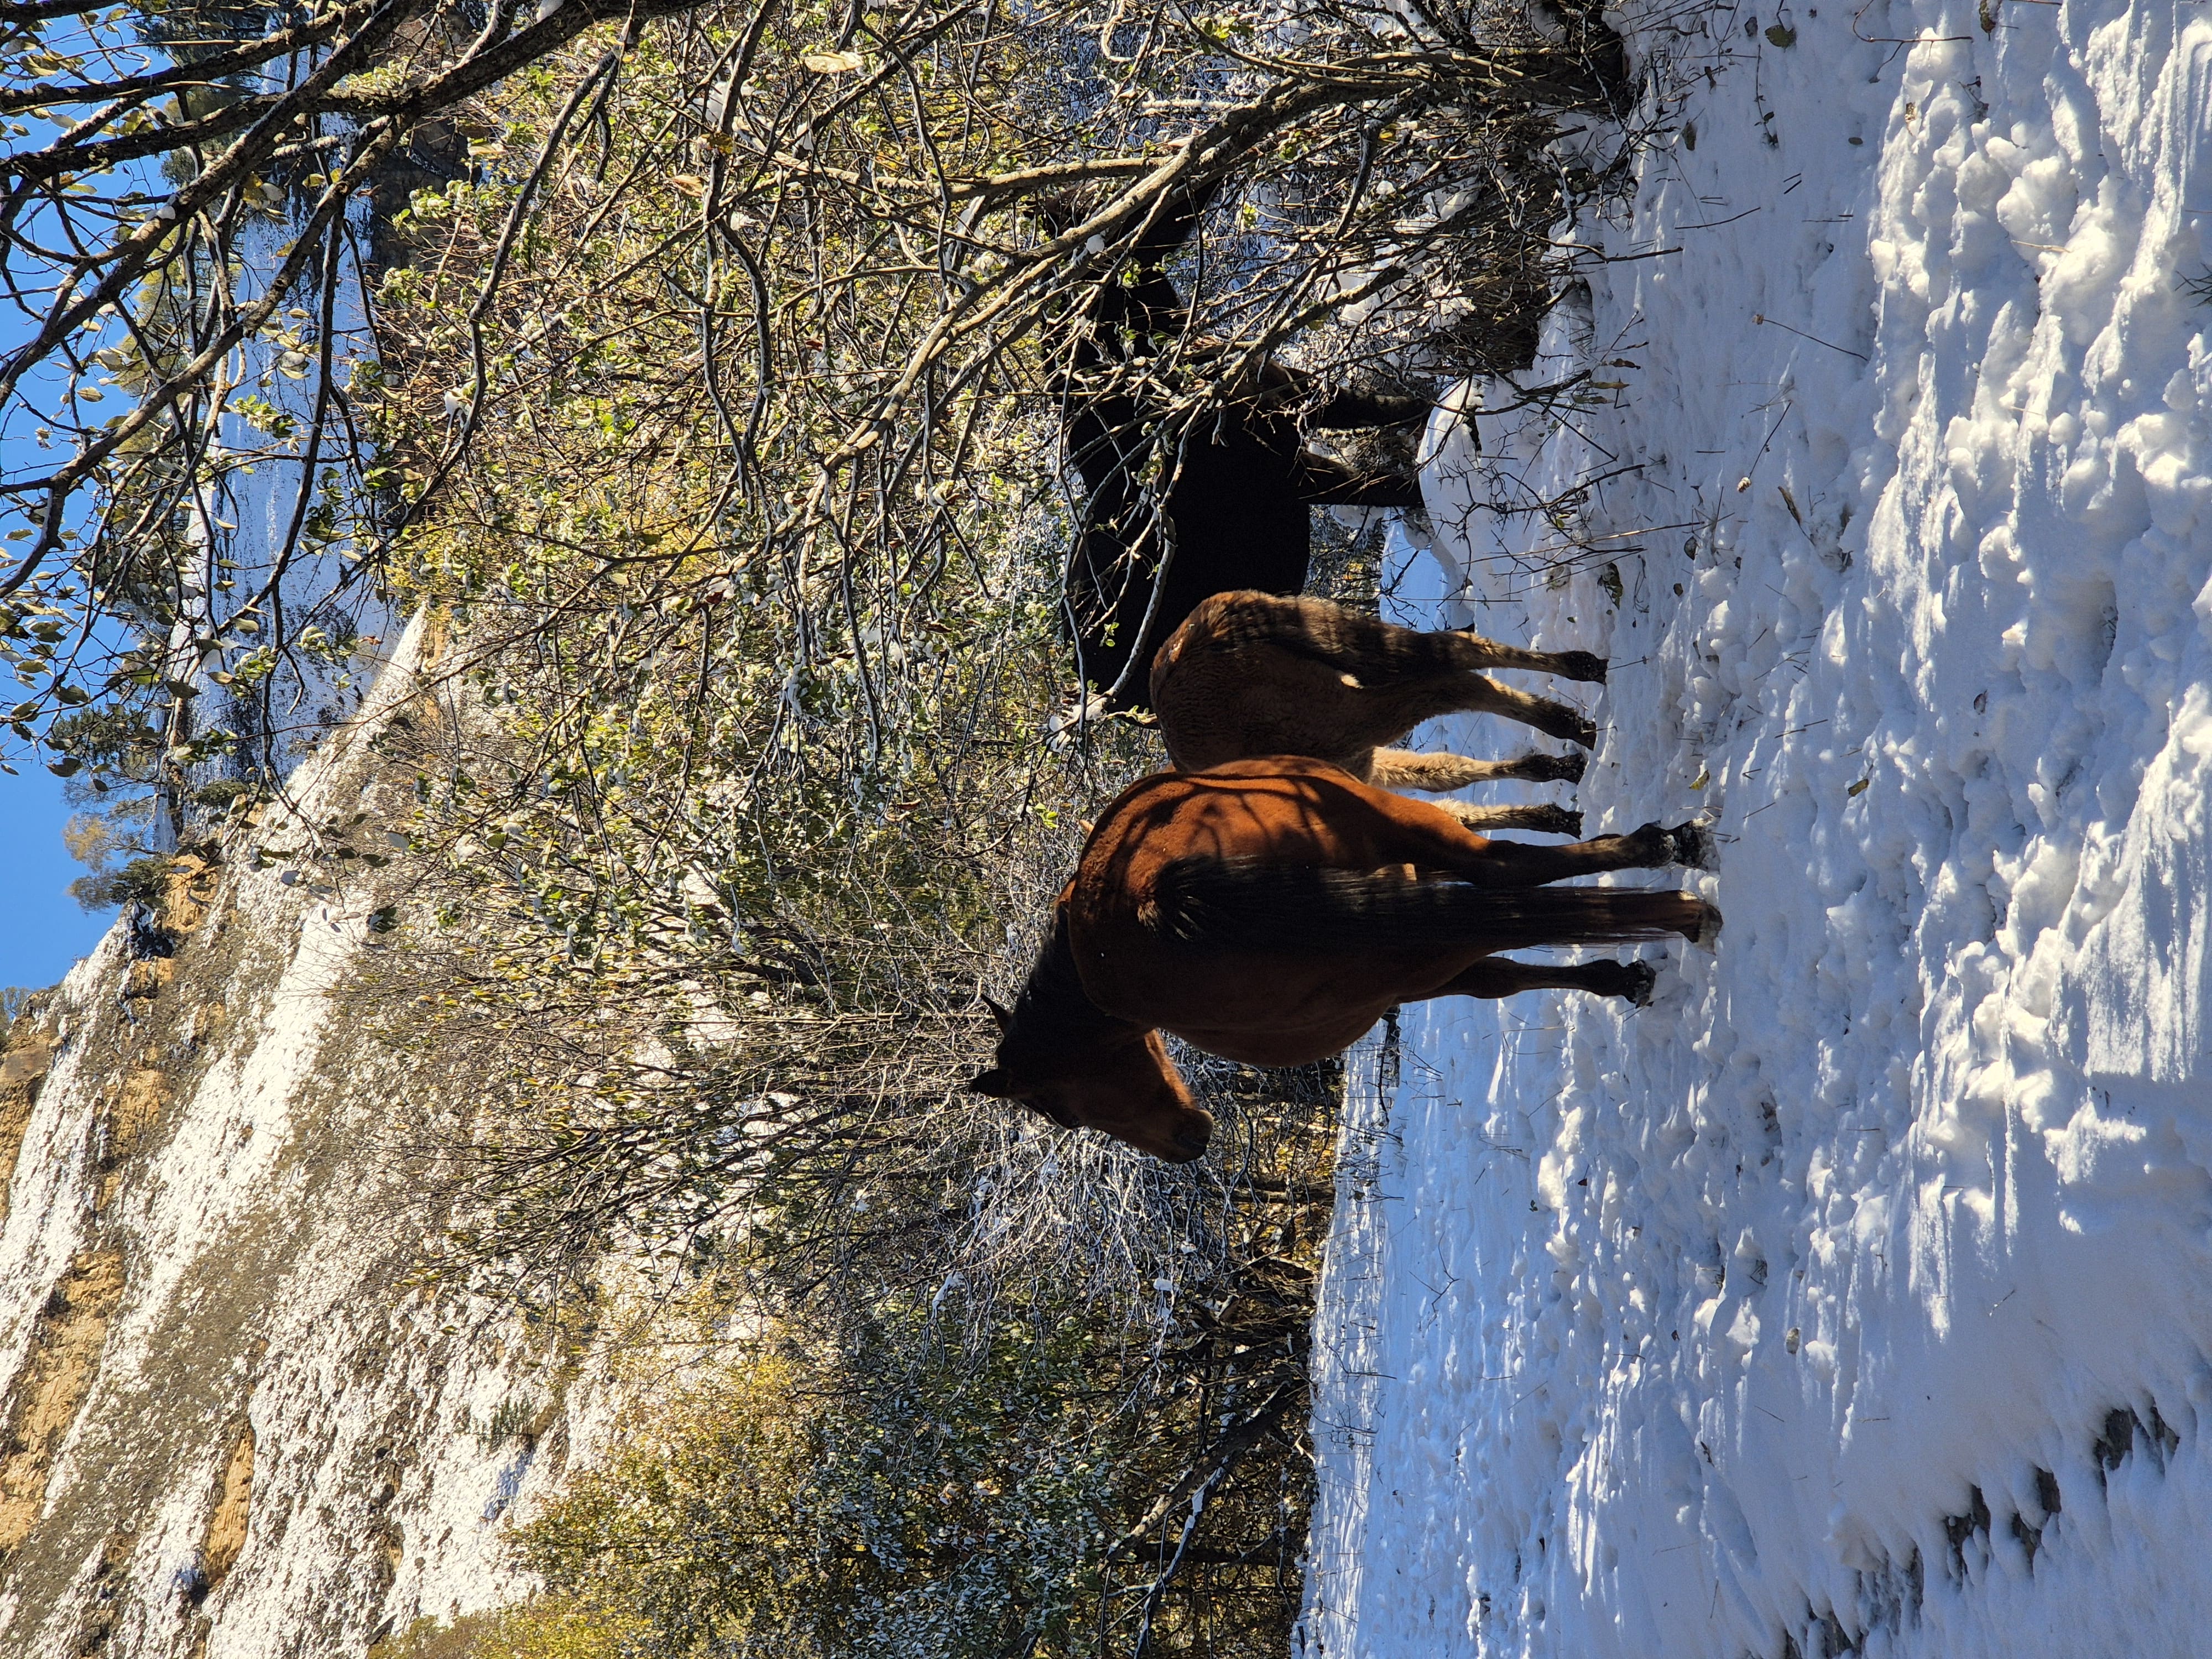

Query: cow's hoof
1558;650;1608;683
1524;804;1584;837
1524;750;1587;784
1667;821;1715;870
1619;960;1658;1006
1691;901;1724;950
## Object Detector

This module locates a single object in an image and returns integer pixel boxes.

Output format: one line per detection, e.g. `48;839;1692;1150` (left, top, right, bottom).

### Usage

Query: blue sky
0;133;119;994
0;771;110;991
0;383;111;992
0;380;110;992
1;357;118;994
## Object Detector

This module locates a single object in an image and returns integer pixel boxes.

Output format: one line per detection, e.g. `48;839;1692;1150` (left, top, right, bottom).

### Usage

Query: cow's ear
981;995;1012;1032
969;1067;1019;1099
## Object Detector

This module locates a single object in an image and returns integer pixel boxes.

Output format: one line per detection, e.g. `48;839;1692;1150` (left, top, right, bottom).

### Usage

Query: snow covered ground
1300;0;2212;1653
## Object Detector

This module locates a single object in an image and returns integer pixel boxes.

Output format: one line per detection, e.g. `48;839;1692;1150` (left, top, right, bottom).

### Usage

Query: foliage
0;0;734;854
471;1177;1327;1659
369;1611;562;1659
67;850;171;911
517;1332;1115;1655
1;0;1624;848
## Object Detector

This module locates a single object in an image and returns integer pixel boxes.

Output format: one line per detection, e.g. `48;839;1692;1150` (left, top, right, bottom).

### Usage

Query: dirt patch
121;959;174;1003
197;1427;255;1592
69;1528;135;1656
97;1070;171;1209
115;853;223;1008
0;1248;127;1554
111;1069;168;1144
164;854;222;937
186;1001;229;1053
0;1036;51;1226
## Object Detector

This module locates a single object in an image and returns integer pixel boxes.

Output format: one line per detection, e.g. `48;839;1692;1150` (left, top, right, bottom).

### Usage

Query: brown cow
973;758;1717;1161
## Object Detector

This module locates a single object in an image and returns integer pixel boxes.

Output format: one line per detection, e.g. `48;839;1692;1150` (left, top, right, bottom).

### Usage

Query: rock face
0;620;595;1656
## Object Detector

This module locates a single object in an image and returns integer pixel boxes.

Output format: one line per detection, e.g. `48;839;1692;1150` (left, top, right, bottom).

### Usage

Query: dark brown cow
1057;200;1428;711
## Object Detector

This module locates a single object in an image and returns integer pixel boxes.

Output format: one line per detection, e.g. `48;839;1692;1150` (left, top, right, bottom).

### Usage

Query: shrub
67;855;172;914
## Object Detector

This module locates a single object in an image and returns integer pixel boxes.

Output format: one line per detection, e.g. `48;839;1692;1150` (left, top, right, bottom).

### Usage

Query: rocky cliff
0;619;603;1657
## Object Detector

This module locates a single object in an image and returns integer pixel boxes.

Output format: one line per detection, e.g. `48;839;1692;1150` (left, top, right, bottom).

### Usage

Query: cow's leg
1430;955;1657;1005
1430;799;1583;837
1306;387;1436;429
1378;671;1598;751
1245;361;1432;431
1420;819;1709;886
1291;450;1427;509
1446;630;1607;684
1370;747;1585;790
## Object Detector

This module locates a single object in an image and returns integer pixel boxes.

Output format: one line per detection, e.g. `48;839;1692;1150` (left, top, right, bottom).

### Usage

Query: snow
1301;0;2212;1653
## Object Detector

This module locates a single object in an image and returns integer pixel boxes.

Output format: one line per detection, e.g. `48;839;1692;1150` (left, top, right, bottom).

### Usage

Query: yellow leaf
801;48;865;72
